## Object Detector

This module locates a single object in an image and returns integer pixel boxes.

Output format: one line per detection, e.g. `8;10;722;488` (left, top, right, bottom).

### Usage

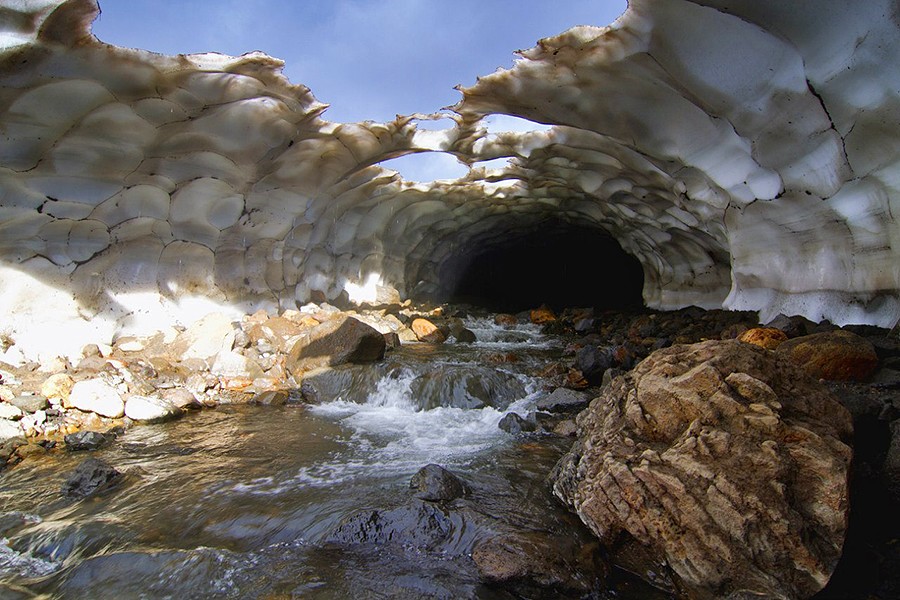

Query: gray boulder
286;316;385;375
535;388;591;413
8;395;49;413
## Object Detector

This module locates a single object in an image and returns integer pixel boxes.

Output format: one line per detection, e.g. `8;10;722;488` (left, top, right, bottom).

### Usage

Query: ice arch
0;0;899;360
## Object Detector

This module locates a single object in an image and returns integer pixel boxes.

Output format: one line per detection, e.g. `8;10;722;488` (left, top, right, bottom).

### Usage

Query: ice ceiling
1;0;899;359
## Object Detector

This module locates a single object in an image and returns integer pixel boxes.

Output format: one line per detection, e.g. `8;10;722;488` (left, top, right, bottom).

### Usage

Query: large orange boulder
411;318;446;343
776;329;878;381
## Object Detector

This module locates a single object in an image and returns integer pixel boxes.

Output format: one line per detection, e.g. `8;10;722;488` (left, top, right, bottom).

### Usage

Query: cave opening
444;223;645;313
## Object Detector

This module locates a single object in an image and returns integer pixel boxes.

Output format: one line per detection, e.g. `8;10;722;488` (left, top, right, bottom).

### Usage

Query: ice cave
0;0;899;360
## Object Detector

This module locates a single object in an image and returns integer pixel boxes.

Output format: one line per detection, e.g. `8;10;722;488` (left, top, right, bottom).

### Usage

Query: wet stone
61;457;122;498
250;390;290;406
454;328;477;344
575;345;616;385
327;500;459;551
287;316;386;373
411;318;447;344
535;388;591;413
383;331;402;350
410;464;467;501
472;532;606;593
498;412;537;434
65;431;111;452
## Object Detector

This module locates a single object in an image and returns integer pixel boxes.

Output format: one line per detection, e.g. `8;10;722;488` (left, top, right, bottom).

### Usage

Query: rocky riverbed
1;303;899;598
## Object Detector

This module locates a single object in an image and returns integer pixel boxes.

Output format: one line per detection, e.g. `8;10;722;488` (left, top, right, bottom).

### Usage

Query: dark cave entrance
445;224;645;313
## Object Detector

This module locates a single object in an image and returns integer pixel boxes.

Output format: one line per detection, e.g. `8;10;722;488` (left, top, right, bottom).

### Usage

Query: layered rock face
552;340;854;599
0;0;898;360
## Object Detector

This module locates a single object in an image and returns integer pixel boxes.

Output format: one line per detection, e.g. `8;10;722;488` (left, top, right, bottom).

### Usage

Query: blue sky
92;0;627;180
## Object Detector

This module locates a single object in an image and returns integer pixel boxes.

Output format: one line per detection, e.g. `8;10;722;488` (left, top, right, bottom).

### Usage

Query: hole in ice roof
473;157;512;170
378;152;468;183
483;114;553;134
414;116;457;131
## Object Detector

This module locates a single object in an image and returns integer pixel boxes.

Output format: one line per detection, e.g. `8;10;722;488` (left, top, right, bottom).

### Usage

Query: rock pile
0;302;447;468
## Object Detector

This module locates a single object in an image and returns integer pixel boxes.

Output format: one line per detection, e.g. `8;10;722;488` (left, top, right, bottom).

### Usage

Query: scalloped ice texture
0;0;898;362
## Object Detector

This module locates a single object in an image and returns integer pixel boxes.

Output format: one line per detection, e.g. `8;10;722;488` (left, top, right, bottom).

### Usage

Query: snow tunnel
436;221;645;312
1;0;900;365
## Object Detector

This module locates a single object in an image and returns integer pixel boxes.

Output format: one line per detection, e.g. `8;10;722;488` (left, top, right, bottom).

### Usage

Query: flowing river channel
0;319;665;599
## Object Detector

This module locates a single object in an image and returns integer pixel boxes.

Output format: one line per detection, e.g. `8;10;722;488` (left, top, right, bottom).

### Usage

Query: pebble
0;403;23;420
9;394;49;413
1;418;25;444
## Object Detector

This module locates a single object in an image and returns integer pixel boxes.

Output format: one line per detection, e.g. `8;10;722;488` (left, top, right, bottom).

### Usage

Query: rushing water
0;319;664;599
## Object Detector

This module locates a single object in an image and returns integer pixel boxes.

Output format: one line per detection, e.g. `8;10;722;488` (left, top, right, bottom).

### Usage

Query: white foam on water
229;366;543;495
0;536;59;579
463;317;556;350
228;322;552;496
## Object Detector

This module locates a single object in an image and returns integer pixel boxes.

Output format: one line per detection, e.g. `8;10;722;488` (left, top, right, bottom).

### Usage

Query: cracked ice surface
0;0;899;361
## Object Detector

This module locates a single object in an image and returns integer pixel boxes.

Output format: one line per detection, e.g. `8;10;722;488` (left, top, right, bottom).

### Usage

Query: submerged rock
286;316;385;374
61;458;122;498
446;319;477;343
552;340;853;599
472;532;606;594
250;390;291;406
410;464;467;501
410;366;526;411
494;314;518;327
327;500;460;551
